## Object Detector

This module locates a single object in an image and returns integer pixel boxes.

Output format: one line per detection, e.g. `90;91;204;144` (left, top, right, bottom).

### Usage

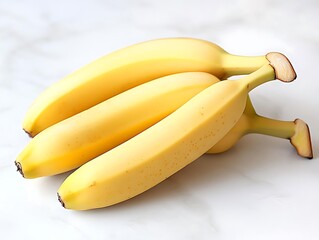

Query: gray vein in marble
48;214;89;240
1;0;319;239
167;178;220;234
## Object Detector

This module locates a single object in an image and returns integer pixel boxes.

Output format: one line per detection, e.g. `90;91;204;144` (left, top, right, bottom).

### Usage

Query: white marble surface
1;0;319;239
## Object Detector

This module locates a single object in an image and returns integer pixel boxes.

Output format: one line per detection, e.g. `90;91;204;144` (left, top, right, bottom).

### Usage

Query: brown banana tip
266;52;297;82
290;119;313;159
57;193;65;208
15;161;25;177
23;128;33;138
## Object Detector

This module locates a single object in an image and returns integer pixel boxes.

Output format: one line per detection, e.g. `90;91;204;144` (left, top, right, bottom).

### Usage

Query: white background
1;0;318;239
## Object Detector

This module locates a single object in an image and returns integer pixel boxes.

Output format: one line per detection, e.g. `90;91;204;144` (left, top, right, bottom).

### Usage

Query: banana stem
242;64;276;92
248;116;295;139
222;54;268;78
266;52;297;82
239;52;296;92
248;116;313;159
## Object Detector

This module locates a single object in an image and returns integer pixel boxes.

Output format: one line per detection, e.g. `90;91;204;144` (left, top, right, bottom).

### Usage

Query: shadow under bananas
33;170;74;197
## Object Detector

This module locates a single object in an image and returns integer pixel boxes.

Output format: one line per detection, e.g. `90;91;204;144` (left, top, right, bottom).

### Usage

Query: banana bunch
16;38;313;210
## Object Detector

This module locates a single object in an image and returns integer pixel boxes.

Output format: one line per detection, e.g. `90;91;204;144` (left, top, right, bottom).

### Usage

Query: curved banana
207;97;313;159
23;38;269;137
16;70;309;179
57;53;296;210
16;72;220;178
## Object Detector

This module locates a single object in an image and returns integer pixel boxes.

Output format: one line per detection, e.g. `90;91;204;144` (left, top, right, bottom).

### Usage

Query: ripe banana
57;53;296;210
23;37;270;137
15;70;308;179
16;72;220;178
207;97;313;159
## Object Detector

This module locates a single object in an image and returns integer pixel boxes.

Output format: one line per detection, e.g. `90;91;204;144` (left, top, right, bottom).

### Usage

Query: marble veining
1;0;319;239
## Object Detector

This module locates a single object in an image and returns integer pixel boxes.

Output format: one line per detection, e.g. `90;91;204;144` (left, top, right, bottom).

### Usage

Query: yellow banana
57;53;296;210
207;97;313;159
16;72;220;178
16;70;308;179
23;38;269;137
